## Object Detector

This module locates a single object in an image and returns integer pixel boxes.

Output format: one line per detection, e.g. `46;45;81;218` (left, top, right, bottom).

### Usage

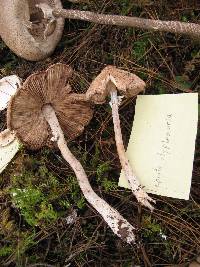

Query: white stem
53;9;200;40
109;85;155;211
67;0;89;3
42;104;136;244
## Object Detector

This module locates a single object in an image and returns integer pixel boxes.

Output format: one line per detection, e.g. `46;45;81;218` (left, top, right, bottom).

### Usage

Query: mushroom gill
7;63;93;150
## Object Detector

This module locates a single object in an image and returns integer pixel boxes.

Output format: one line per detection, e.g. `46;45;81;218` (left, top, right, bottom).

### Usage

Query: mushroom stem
52;8;200;40
42;104;136;244
109;84;155;211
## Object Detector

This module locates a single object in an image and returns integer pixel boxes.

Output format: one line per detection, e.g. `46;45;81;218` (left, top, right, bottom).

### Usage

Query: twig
42;104;136;244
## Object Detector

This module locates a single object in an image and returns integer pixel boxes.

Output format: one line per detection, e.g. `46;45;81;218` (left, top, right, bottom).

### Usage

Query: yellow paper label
119;93;198;200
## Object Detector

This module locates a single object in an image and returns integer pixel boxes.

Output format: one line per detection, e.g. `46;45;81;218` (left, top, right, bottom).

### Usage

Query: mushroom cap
86;65;146;104
0;0;64;61
7;63;93;150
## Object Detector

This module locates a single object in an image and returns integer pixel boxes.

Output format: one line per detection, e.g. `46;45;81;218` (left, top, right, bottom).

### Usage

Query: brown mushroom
86;66;155;211
7;63;92;150
86;65;146;104
7;63;136;244
0;0;64;61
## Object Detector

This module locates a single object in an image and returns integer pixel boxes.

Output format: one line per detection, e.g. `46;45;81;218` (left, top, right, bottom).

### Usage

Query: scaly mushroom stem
52;8;200;40
42;104;136;244
109;84;155;211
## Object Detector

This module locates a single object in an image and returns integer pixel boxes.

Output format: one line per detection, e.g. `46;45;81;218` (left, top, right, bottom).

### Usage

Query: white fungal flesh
53;9;200;39
0;75;21;111
36;3;57;39
0;130;19;174
36;3;54;20
42;104;136;244
0;129;16;147
0;74;21;174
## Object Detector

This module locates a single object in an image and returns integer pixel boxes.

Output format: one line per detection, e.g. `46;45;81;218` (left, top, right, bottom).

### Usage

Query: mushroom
0;129;16;147
0;129;19;174
86;66;155;211
0;75;22;174
7;63;136;244
0;0;64;61
0;1;199;61
0;75;21;111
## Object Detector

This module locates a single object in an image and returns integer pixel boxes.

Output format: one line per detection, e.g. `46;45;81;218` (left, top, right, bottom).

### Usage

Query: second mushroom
86;66;155;211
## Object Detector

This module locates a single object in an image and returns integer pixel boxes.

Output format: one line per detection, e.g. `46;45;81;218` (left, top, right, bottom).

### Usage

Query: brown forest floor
0;0;200;266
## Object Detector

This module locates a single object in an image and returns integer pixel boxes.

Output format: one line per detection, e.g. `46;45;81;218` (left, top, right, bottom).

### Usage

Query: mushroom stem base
42;104;136;244
109;86;155;211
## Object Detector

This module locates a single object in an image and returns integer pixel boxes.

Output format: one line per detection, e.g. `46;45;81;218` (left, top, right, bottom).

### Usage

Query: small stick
109;83;155;211
42;104;136;244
